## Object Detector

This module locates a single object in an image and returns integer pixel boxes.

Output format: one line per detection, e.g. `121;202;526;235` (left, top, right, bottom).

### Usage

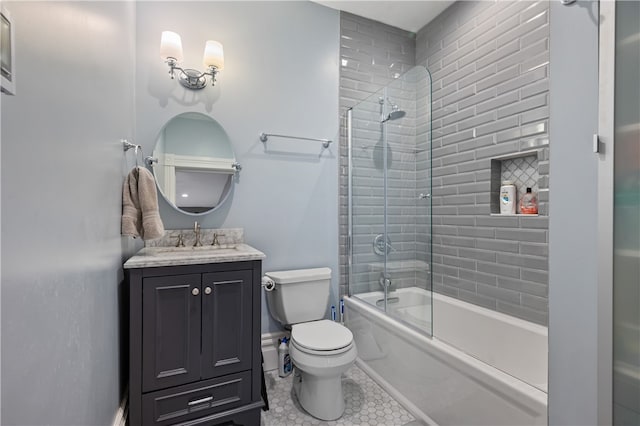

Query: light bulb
202;40;224;70
160;31;183;62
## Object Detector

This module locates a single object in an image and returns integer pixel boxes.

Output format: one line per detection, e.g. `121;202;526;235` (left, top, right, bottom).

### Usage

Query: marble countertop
124;243;265;269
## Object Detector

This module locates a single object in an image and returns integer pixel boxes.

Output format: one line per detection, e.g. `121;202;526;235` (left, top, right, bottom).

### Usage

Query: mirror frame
151;112;236;216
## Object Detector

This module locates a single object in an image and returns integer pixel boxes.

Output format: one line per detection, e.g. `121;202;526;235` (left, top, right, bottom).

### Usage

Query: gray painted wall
135;2;340;334
1;2;136;424
0;1;609;424
414;1;550;325
548;0;600;424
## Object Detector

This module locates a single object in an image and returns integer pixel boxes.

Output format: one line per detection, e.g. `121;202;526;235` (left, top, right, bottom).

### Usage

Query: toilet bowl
263;268;357;420
289;320;357;420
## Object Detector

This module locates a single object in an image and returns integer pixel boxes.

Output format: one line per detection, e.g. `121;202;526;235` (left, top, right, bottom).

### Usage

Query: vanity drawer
142;371;251;426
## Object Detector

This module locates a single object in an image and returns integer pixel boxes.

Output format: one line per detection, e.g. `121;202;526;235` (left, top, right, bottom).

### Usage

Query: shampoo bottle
500;181;516;214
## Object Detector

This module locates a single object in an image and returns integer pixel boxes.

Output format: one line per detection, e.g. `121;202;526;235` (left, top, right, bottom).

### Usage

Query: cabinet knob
192;288;200;296
204;286;212;295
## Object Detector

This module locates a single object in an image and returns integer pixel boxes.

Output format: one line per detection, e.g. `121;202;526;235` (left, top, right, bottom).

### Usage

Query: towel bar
259;132;332;148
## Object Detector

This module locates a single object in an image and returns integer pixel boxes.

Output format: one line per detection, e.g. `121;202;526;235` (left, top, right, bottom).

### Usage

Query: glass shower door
348;90;387;302
382;68;432;332
348;66;432;336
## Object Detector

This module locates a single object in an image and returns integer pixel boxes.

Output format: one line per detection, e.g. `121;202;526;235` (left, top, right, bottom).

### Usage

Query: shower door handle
419;193;431;199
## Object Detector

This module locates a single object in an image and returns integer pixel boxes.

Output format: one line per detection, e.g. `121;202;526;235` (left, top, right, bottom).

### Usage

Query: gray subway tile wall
349;79;425;296
339;12;417;297
417;0;549;324
339;1;549;326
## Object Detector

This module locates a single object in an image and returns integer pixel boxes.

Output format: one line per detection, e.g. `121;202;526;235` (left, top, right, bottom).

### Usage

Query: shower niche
490;151;542;215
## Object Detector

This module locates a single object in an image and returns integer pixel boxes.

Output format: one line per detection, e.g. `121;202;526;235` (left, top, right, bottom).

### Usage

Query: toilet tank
265;267;331;325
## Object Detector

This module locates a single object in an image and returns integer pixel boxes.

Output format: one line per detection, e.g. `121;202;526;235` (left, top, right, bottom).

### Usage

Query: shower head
382;105;406;122
385;109;406;122
379;97;406;122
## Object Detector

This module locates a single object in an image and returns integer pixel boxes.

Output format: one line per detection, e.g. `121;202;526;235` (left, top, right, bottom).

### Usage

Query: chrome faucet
211;232;225;247
379;272;392;291
172;233;185;247
193;222;203;247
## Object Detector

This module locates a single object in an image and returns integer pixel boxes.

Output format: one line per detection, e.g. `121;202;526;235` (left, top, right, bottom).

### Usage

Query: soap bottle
520;187;538;214
499;181;516;215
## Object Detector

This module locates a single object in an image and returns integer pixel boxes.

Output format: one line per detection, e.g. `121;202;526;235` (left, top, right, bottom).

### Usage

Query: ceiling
312;1;455;33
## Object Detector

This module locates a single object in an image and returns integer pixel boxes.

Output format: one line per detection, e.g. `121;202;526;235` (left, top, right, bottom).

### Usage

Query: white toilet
264;267;357;421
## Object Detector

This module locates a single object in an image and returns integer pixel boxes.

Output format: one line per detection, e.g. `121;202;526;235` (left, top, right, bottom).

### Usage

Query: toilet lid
291;320;353;351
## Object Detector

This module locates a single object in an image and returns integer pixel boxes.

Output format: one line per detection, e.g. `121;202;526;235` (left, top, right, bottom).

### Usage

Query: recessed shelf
490;214;539;217
490;152;540;215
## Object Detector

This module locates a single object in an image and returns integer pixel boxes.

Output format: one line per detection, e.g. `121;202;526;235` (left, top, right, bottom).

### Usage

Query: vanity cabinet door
201;270;253;379
142;274;202;392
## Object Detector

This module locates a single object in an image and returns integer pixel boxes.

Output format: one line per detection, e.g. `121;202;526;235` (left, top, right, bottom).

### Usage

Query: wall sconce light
160;31;224;90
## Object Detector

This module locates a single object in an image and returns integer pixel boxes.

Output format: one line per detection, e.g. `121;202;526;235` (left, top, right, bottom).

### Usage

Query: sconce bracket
166;58;219;90
178;69;209;90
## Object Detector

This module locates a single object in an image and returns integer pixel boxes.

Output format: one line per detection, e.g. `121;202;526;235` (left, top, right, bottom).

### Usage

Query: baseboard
355;358;438;426
262;331;287;372
112;386;128;426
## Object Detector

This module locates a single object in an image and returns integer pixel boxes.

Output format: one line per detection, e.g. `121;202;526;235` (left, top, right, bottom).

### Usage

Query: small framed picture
1;5;15;95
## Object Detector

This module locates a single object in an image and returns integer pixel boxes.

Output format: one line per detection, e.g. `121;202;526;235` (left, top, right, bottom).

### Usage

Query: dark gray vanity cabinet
127;260;263;426
141;274;202;392
201;270;253;379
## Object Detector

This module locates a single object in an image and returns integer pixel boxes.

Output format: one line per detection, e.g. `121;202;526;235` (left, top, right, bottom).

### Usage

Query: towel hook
122;140;146;167
122;139;138;152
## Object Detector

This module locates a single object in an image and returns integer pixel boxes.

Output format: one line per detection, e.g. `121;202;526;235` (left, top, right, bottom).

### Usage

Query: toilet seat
291;339;355;356
291;320;354;352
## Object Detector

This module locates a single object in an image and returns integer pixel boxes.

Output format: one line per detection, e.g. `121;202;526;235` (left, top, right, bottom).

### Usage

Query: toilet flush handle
261;276;276;292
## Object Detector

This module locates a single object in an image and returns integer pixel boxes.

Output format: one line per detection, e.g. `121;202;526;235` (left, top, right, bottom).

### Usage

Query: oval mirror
151;112;236;215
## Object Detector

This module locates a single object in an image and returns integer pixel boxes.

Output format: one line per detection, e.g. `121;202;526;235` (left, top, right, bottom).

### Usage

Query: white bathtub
345;288;548;426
